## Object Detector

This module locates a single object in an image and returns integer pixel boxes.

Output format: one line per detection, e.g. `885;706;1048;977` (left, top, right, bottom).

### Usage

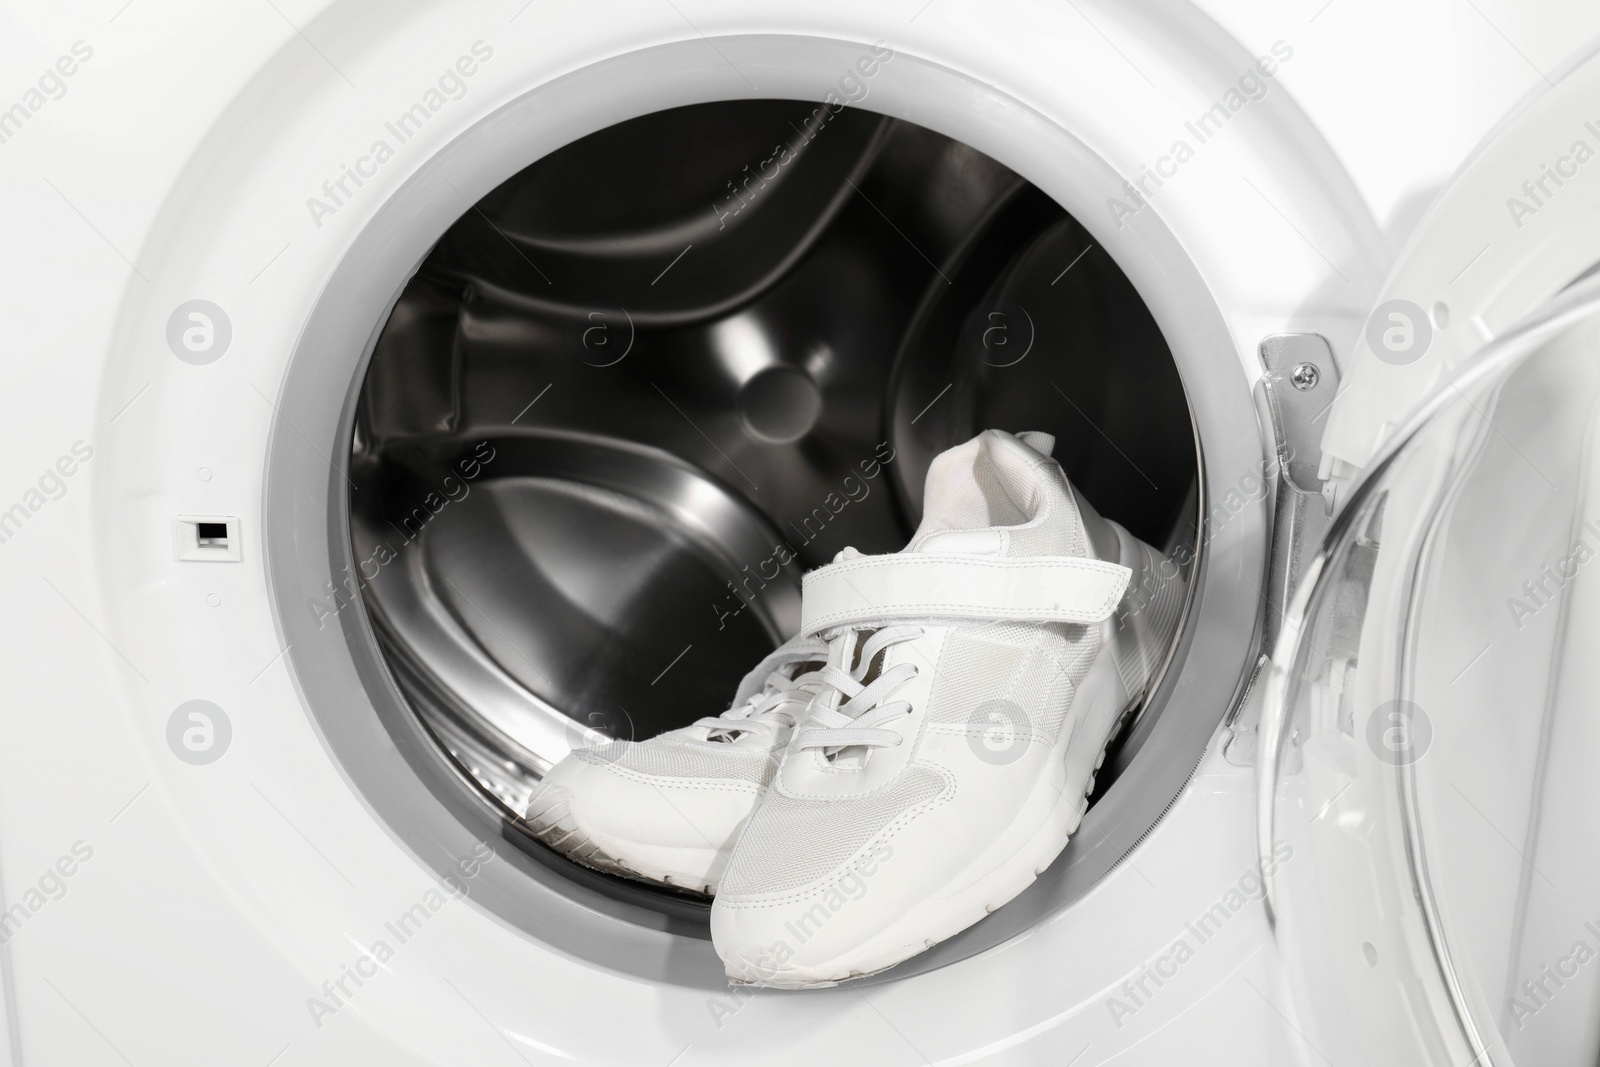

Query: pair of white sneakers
525;430;1180;987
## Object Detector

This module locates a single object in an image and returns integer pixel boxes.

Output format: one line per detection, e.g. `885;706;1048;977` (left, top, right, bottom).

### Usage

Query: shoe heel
1104;520;1185;706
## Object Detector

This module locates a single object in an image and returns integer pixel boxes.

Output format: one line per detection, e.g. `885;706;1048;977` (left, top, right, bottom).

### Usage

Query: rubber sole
523;782;722;895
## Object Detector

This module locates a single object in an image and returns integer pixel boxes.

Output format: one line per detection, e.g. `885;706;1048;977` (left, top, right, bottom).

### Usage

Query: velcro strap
799;554;1131;635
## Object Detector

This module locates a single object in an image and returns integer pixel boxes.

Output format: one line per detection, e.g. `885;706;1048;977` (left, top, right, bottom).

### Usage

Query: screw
1290;362;1320;391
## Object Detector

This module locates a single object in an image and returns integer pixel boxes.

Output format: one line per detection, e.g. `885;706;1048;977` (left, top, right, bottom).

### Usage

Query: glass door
1259;277;1600;1067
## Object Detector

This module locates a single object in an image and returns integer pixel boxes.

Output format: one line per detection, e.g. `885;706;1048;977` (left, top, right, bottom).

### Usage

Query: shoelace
695;665;824;742
796;625;924;755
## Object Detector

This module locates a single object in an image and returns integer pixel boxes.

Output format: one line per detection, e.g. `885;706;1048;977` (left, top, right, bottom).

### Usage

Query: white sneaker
710;429;1181;986
524;637;827;893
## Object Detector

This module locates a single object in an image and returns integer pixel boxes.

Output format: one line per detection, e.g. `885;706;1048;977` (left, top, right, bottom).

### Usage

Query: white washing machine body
0;1;1593;1064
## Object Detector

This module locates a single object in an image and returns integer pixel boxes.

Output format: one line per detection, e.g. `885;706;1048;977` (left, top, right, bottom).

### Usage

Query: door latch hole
175;515;241;562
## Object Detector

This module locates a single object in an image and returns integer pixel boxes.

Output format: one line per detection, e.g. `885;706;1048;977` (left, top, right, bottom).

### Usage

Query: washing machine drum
347;99;1195;821
316;90;1236;951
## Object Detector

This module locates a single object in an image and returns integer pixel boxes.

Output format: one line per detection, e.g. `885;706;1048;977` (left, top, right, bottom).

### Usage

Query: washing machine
3;0;1600;1063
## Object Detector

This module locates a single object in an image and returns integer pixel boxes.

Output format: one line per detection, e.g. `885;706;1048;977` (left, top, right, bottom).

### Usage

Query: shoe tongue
913;528;1006;555
907;429;1085;559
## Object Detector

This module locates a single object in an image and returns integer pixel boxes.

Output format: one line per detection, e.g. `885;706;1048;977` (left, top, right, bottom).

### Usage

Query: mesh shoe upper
573;737;778;786
719;765;951;897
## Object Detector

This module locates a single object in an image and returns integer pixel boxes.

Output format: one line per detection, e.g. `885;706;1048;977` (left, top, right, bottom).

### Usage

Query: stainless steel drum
345;100;1203;926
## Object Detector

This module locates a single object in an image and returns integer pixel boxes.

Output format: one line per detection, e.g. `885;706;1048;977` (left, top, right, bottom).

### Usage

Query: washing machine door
1258;43;1600;1066
1259;279;1600;1067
